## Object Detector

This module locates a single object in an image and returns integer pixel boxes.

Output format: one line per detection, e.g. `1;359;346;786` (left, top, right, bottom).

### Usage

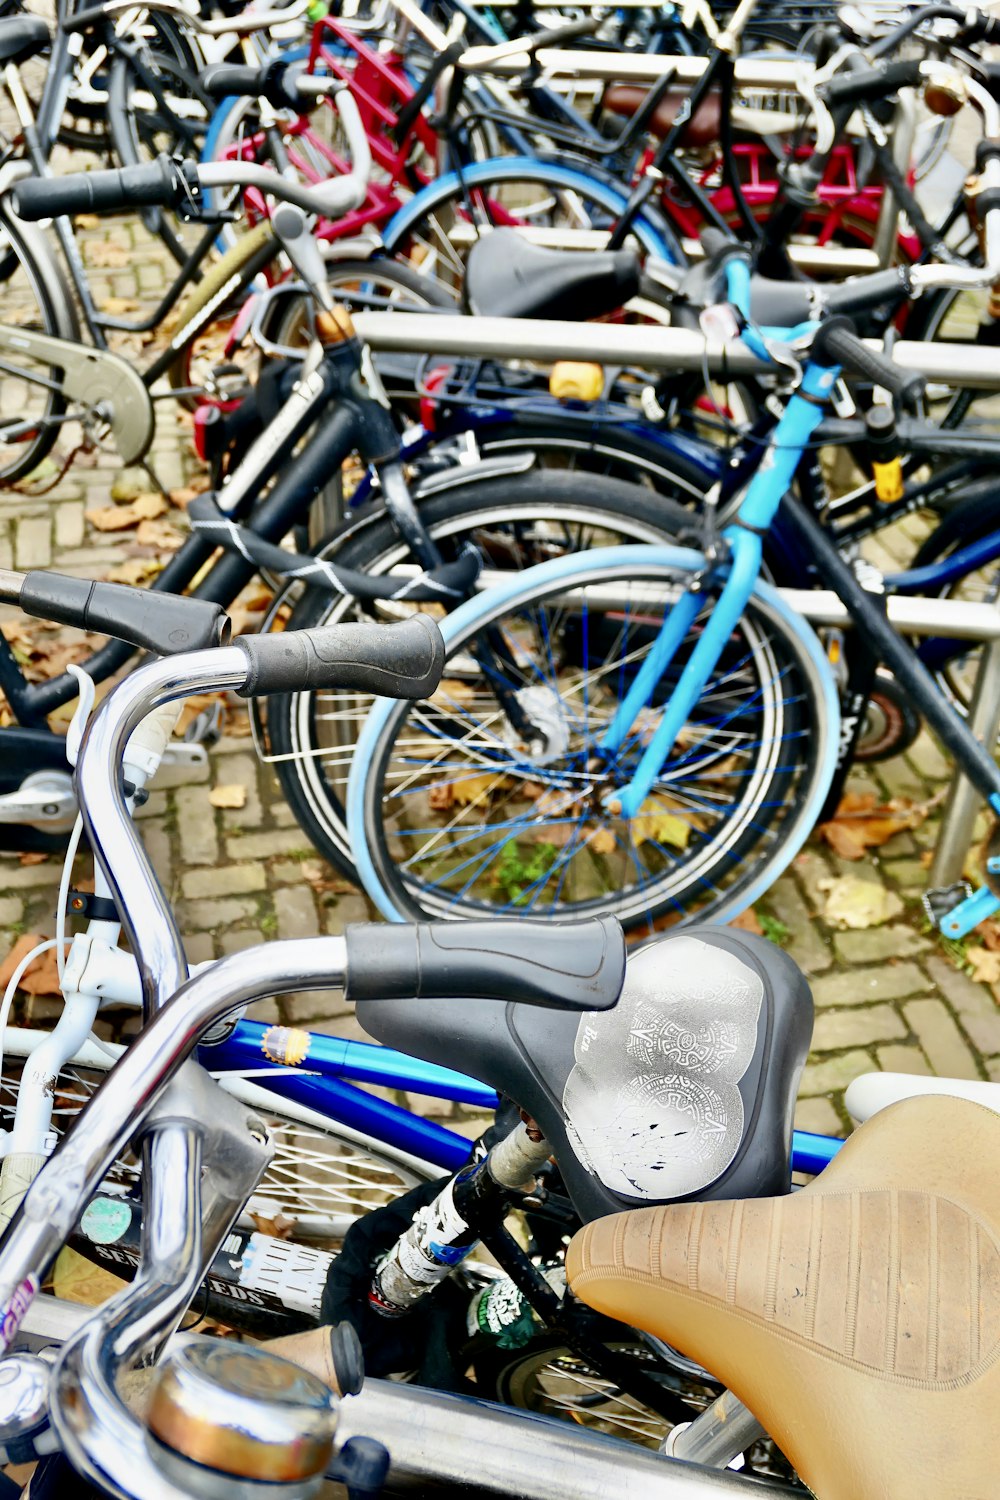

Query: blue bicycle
345;208;1000;940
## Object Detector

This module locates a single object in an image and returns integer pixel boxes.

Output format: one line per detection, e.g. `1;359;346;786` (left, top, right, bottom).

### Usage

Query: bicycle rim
354;556;836;932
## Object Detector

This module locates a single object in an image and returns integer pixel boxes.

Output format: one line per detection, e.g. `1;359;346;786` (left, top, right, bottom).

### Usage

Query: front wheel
348;547;838;933
265;471;702;880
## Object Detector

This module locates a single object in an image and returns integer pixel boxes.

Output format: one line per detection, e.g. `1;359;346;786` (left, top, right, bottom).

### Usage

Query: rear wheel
0;208;71;485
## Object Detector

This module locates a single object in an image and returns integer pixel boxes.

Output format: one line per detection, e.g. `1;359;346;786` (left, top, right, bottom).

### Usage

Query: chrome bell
0;1353;51;1457
146;1338;338;1499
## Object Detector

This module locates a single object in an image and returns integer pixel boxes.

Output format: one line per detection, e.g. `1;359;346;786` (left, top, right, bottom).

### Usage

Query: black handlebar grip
344;916;626;1012
18;573;231;654
822;266;914;318
12;157;190;221
233;614;445;698
813;318;926;410
823;58;922;106
200;63;268;100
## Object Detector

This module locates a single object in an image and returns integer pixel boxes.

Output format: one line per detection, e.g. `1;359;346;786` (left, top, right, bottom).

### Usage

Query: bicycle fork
600;363;837;821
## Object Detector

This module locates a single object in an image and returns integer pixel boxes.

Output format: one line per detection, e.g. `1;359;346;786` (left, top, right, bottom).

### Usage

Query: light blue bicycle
345;213;1000;936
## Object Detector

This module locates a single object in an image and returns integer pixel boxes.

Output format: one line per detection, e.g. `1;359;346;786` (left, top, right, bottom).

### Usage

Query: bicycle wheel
487;1337;801;1481
0;1044;435;1244
349;547;838;932
381;156;680;299
0;205;75;485
266;470;701;879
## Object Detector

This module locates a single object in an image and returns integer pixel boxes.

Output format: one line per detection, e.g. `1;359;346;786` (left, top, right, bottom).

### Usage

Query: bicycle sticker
0;1275;39;1350
563;937;763;1199
81;1196;133;1246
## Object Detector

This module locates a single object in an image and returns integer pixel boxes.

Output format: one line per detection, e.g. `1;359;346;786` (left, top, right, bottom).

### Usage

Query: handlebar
64;0;314;40
812;318;926;409
458;16;599;70
12;88;372;223
199;58;334;111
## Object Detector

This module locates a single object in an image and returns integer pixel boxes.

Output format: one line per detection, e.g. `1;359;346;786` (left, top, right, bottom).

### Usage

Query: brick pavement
0;160;999;1151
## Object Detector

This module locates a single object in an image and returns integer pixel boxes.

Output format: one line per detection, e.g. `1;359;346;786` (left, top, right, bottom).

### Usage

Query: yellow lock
549;361;604;402
872;457;904;503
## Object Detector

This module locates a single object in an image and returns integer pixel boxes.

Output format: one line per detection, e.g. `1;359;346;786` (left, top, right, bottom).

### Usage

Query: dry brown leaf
209;783;247;809
452;773;501;805
107;558;162;587
428;782;454;812
978;919;1000;953
967;945;1000;985
0;933;67;996
818;793;930;860
134;517;183;551
250;1211;295;1239
100;296;140;315
53;1247;127;1307
86;240;129;268
18;852;48;867
168;482;210;510
588;826;616;855
86;493;167;532
728;907;764;935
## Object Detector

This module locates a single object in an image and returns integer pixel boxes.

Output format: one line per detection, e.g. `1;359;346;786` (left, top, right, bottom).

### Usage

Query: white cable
0;938;61;1088
55;814;84;986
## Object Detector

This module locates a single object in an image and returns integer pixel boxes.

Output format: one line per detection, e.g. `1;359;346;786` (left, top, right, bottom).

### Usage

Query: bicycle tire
348;546;838;932
265;469;702;879
0;1045;436;1244
0;203;74;485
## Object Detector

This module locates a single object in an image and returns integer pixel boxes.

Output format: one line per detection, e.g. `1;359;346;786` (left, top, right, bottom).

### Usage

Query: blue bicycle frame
204;1018;843;1177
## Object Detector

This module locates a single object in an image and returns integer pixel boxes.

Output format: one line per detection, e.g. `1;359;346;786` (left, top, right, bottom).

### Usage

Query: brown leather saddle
567;1094;1000;1499
601;84;722;151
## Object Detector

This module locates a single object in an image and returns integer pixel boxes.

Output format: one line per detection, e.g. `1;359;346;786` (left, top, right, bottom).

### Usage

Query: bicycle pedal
922;882;973;928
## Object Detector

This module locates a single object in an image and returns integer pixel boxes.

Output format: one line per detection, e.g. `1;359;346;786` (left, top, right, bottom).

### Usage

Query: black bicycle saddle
464;227;640;322
358;926;813;1221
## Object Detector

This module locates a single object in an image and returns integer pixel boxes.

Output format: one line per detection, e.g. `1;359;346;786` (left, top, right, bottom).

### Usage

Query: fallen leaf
134;517;183;550
588;826;617;855
169;482;210;510
631;796;695;851
428;782;454;812
100;296;140;315
250;1211;295;1239
978;919;1000;953
86;240;129;268
0;933;67;996
967;945;1000;985
818;793;926;860
818;876;903;929
107;558;163;587
728;907;764;935
52;1247;127;1306
18;852;48;867
86;493;167;532
209;783;247;809
452;772;502;805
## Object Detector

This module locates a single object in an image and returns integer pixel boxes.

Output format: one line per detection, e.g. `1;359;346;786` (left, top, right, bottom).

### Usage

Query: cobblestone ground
0;159;999;1152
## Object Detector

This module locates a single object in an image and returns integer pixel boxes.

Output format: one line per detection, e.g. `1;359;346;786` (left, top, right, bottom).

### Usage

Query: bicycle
343;70;1000;936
